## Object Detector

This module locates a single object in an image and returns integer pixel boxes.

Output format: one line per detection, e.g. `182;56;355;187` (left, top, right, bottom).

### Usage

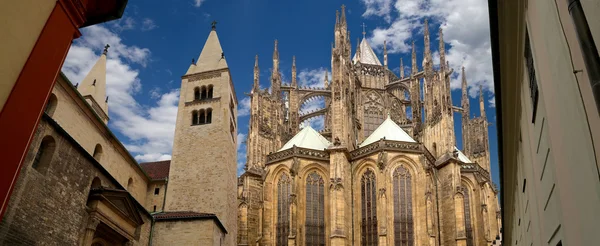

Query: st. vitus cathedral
237;6;501;246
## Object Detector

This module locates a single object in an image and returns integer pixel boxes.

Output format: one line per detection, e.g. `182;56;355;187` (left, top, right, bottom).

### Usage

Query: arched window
192;110;199;125
206;108;212;124
45;93;58;117
305;172;325;245
276;173;291;246
207;85;214;99
199;109;206;124
91;177;102;189
361;168;377;246
463;185;474;246
32;136;56;173
93;144;103;161
201;86;208;99
127;178;134;190
194;87;200;100
393;166;414;246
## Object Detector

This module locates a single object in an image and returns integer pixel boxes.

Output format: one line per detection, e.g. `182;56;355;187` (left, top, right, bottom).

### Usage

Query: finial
75;83;79;88
103;44;110;55
211;20;217;30
361;23;367;38
292;55;296;67
192;58;195;65
105;96;109;103
255;55;259;67
274;39;278;50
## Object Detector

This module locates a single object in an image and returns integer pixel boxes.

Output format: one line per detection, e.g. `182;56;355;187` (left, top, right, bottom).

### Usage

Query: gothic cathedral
237;6;501;246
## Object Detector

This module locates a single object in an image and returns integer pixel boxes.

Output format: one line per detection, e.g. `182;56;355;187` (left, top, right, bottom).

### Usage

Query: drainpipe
148;217;155;246
568;0;600;114
162;178;168;211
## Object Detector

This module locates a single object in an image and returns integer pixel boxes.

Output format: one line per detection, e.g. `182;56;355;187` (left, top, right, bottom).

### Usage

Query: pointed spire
78;48;108;119
479;84;486;118
411;41;417;74
362;23;367;39
356;38;361;62
400;58;404;78
340;5;347;26
383;40;388;68
273;39;279;72
187;27;228;74
291;56;297;87
461;66;470;118
439;28;446;71
324;70;329;88
423;18;432;72
253;55;259;90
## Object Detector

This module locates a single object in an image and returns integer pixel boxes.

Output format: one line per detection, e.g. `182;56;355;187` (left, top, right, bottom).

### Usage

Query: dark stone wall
0;116;150;245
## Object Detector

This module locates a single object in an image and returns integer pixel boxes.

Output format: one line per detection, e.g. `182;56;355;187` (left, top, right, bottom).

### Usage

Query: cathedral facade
237;6;501;246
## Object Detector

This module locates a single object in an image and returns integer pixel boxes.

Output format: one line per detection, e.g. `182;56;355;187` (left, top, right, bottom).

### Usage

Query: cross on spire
103;44;110;55
361;23;367;38
211;20;217;30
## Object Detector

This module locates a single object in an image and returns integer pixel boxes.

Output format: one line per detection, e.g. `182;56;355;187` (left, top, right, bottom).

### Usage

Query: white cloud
238;97;251;117
62;25;178;163
141;18;158;31
111;17;135;32
237;133;246;150
361;0;494;98
488;96;496;108
298;68;329;88
194;0;205;7
237;133;247;175
361;0;394;22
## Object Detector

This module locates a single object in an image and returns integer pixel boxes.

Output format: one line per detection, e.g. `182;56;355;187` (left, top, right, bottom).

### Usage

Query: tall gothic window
361;169;378;246
393;166;414;246
277;173;291;246
201;86;208;99
363;92;385;137
463;185;474;246
305;172;325;246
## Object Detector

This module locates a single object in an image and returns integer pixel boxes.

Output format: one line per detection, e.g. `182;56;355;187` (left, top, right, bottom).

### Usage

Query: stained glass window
361;169;378;246
393;166;414;246
276;173;291;246
463;185;474;246
305;172;325;246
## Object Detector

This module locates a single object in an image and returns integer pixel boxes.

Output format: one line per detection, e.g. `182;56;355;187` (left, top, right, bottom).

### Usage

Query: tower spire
479;84;486;118
400;58;404;79
340;5;347;26
439;28;446;71
383;40;388;68
253;55;259;91
324;70;329;88
423;18;432;74
271;40;281;97
291;56;297;87
77;44;109;122
461;66;470;118
411;41;417;74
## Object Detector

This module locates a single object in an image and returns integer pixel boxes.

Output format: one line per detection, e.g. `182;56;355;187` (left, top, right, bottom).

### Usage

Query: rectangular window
523;179;527;193
230;119;235;142
153;205;156;212
154;187;160;195
524;29;539;123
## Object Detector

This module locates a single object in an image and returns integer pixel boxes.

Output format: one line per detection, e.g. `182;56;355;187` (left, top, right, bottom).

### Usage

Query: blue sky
61;0;499;186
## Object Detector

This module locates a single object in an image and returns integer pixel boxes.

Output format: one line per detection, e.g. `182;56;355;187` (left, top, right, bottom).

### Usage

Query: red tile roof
139;160;170;180
153;211;227;233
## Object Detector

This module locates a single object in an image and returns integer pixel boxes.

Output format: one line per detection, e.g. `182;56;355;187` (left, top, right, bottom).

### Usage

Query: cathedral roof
352;38;382;66
454;146;472;163
279;126;331;151
360;116;415;147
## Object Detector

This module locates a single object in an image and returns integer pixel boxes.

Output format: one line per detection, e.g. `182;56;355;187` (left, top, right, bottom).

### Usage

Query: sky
61;0;500;186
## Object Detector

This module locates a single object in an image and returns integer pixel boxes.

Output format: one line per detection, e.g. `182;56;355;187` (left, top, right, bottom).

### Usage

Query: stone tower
165;24;238;245
421;20;456;158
